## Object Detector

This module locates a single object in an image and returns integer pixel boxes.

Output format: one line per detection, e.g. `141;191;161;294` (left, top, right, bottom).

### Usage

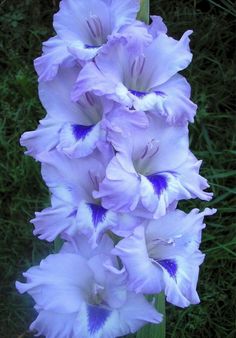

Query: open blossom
20;66;114;159
113;208;216;307
16;235;162;338
32;145;116;245
72;30;197;125
94;113;212;218
34;0;151;81
33;142;145;245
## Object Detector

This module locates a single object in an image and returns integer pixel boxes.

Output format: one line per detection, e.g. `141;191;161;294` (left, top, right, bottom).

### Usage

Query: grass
0;0;235;337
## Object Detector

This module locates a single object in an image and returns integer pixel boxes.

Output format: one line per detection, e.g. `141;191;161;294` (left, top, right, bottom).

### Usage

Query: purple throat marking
129;89;166;98
87;304;111;334
158;259;177;277
87;203;107;227
72;124;94;140
85;44;101;49
147;174;168;196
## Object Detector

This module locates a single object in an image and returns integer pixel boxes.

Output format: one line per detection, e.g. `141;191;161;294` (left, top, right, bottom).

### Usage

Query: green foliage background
0;0;235;337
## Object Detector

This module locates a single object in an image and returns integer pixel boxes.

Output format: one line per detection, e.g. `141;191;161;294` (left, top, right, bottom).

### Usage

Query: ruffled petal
140;172;189;218
73;292;162;338
16;254;93;313
38;66;81;123
119;292;163;332
58;121;101;158
76;201;118;246
61;234;114;259
113;226;164;293
110;0;140;31
32;203;77;242
152;74;197;124
175;152;213;201
34;36;75;81
72;61;119;102
94;155;141;213
20;116;62;159
38;149;107;205
158;251;205;307
146;30;193;88
30;310;76;338
148;15;168;38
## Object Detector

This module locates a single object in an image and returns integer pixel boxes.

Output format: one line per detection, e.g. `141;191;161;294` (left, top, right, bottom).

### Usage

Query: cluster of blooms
16;1;216;337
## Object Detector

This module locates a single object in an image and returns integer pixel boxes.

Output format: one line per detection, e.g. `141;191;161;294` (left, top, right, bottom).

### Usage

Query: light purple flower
21;67;116;159
32;145;116;245
33;144;145;244
113;208;216;308
16;235;162;337
34;0;146;81
94;114;212;218
72;30;197;124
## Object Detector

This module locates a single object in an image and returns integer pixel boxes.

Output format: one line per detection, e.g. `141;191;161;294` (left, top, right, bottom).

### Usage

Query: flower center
89;283;105;305
85;15;106;47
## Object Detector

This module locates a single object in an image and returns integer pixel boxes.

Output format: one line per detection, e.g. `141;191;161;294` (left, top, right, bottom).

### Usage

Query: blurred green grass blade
54;237;63;253
137;0;150;24
137;293;166;338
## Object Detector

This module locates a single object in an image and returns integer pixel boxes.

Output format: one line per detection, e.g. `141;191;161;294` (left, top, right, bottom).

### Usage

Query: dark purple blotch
85;44;101;49
158;259;177;277
129;89;147;97
146;174;168;196
72;124;94;140
87;203;107;227
87;304;111;334
129;89;166;98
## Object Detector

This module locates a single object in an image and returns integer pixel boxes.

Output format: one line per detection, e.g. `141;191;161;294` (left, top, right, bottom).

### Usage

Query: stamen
86;19;97;38
85;92;95;106
141;139;159;159
138;56;146;76
93;16;103;38
88;170;100;190
130;60;136;78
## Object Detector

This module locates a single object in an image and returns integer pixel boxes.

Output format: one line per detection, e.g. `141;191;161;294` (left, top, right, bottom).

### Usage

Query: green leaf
137;0;150;24
136;293;166;338
54;237;64;253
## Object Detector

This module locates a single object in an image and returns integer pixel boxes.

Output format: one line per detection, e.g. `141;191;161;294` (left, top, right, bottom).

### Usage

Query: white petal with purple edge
58;121;101;158
76;201;118;246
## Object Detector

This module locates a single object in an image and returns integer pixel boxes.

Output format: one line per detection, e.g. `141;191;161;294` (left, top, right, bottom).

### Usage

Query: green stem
137;0;150;24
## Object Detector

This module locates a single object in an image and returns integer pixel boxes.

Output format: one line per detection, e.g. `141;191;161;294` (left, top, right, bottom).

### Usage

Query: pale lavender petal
53;0;140;61
152;74;197;124
32;204;77;242
20;116;62;159
93;155;141;213
30;311;76;338
113;226;164;293
175;152;213;201
145;30;193;88
149;15;168;38
16;254;93;313
34;36;76;81
61;234;114;259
